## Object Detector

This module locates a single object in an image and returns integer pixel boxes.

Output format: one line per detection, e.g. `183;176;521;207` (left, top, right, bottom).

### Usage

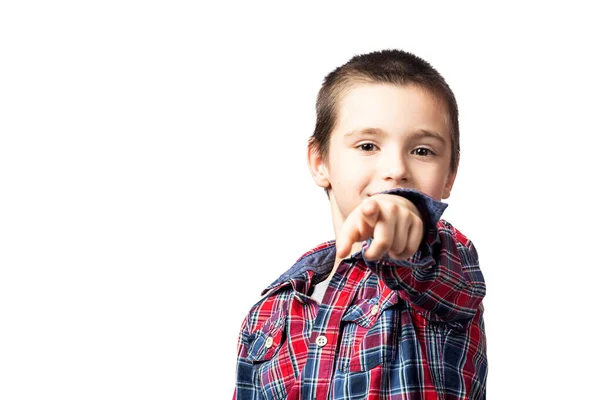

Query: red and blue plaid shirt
233;189;487;399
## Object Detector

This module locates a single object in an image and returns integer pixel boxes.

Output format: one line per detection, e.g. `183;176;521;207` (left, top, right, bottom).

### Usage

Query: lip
367;188;409;197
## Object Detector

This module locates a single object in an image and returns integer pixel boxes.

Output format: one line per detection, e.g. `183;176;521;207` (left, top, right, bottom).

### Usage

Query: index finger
336;199;380;259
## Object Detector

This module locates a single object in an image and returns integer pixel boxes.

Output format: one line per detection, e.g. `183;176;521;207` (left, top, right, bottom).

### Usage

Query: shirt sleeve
233;316;261;400
361;188;486;322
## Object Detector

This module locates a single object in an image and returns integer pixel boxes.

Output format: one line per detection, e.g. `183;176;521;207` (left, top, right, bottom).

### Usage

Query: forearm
364;189;486;322
363;224;485;322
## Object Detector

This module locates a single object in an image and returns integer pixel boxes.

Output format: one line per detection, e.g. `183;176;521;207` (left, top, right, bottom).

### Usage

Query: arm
362;188;486;322
233;316;262;400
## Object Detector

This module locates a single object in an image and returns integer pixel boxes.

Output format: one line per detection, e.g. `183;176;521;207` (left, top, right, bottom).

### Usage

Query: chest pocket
336;297;400;372
245;310;295;400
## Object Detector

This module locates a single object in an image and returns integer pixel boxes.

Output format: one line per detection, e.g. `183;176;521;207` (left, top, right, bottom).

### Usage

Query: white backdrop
1;1;599;399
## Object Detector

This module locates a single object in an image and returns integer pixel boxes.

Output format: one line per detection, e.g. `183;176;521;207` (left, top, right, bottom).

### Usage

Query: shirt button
370;304;379;316
316;335;328;347
265;336;274;349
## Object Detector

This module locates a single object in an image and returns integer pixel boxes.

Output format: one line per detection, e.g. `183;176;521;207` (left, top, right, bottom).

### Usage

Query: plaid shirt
233;189;487;399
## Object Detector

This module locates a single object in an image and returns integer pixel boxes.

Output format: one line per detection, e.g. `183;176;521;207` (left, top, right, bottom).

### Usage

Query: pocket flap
246;314;286;362
341;289;399;329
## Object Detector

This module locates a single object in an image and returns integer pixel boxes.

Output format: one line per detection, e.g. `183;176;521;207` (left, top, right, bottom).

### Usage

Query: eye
412;147;435;157
357;143;378;152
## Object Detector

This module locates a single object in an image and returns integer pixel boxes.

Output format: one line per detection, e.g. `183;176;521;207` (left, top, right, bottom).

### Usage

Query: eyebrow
343;128;447;145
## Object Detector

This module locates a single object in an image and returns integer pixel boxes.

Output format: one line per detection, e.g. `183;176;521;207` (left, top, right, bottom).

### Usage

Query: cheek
414;167;447;199
340;164;371;191
332;153;369;184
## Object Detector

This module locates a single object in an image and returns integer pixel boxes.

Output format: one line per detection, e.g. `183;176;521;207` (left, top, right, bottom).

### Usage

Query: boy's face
309;83;457;221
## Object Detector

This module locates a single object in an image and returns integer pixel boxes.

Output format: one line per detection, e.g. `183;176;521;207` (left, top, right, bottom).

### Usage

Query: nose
380;151;410;184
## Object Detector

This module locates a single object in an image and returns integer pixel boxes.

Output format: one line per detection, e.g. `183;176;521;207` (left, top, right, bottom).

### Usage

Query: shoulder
436;219;481;266
437;219;472;247
436;219;484;286
240;283;293;334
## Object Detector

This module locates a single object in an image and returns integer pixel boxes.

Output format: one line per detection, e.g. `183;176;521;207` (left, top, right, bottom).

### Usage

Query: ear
307;141;331;190
442;170;457;199
442;154;459;199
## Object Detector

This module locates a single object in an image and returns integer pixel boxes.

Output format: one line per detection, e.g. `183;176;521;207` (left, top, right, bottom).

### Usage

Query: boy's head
308;49;461;221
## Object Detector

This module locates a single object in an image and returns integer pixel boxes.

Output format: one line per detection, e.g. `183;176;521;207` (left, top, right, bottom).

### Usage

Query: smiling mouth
367;188;412;197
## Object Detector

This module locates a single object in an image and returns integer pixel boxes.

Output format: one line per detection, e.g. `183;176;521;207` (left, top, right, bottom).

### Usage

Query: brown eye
358;143;376;152
413;147;434;157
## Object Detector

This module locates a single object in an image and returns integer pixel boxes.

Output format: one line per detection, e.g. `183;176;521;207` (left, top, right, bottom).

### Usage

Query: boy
233;49;487;399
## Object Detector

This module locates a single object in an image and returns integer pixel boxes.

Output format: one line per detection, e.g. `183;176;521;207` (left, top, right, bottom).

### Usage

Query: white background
1;1;599;399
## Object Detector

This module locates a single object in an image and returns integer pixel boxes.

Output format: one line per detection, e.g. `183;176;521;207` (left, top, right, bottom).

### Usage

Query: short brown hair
309;49;460;180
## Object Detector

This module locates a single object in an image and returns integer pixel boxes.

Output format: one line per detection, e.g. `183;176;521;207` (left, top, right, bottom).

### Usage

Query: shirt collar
260;189;446;296
261;240;364;296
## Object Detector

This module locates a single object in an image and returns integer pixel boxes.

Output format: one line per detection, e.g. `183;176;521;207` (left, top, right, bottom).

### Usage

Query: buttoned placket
300;259;365;400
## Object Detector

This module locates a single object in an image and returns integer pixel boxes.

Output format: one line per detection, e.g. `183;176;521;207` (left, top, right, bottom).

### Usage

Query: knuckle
397;207;408;219
382;202;396;216
372;237;390;251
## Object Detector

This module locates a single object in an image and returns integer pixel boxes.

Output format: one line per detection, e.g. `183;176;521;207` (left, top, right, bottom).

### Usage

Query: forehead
333;82;451;141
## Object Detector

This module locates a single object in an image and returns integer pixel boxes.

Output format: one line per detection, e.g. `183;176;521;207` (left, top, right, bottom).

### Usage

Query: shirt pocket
245;311;294;400
336;298;399;373
246;314;285;362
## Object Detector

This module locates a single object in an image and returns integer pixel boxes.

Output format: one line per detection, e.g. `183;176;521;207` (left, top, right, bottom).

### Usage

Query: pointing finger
336;212;362;260
337;199;380;259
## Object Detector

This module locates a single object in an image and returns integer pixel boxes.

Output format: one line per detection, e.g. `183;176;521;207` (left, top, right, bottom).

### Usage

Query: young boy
233;49;487;400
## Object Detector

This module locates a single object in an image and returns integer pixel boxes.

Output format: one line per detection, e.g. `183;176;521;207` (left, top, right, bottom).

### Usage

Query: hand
336;194;424;262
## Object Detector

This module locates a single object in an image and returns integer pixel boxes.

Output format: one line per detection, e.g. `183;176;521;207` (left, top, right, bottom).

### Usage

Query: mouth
367;188;409;197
